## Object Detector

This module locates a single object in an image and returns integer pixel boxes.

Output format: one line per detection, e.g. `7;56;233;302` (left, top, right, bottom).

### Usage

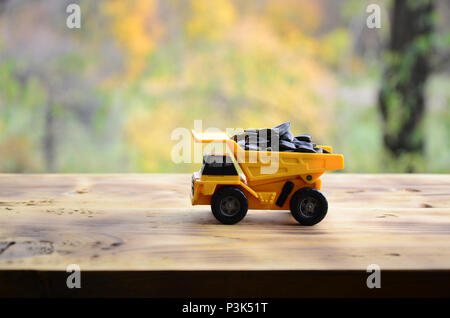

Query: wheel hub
300;197;317;217
220;196;240;216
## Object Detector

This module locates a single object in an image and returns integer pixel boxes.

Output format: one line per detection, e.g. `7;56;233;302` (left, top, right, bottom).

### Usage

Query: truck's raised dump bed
191;130;344;184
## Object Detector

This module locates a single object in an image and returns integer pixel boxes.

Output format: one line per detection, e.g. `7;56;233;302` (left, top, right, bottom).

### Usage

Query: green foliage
0;0;448;173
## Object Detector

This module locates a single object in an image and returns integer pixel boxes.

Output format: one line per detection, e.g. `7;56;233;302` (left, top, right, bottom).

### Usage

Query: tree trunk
378;0;434;172
43;103;56;172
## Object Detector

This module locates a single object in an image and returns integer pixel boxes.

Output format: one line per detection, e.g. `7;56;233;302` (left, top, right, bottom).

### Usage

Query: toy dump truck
190;130;344;225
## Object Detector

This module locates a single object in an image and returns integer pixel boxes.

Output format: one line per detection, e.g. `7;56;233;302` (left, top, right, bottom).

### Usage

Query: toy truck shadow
190;130;344;225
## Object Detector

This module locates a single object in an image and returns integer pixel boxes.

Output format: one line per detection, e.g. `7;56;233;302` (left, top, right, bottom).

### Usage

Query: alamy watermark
171;120;281;174
366;4;381;29
366;264;381;288
66;264;81;288
66;4;81;29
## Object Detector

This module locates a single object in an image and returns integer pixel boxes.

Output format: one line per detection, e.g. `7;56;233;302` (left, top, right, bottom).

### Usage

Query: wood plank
0;174;449;297
0;173;449;270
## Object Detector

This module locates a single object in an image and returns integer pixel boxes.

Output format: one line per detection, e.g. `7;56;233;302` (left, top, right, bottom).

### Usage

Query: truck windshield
202;155;238;176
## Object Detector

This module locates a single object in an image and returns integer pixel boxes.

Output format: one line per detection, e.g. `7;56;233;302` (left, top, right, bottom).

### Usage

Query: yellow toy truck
190;130;344;225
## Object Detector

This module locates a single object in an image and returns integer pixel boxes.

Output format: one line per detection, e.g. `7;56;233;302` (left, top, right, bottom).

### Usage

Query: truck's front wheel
211;187;248;225
290;188;328;226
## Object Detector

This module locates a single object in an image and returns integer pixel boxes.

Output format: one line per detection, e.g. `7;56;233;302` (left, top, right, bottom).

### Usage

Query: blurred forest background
0;0;449;173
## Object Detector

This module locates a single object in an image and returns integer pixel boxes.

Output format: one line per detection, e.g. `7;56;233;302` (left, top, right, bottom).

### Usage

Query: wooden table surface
0;173;449;297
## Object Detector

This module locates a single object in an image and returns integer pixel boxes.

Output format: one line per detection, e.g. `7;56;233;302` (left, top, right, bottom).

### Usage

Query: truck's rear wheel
289;188;328;226
211;187;248;225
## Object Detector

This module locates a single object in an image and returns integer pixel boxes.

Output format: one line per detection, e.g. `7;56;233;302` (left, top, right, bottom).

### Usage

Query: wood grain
0;174;449;297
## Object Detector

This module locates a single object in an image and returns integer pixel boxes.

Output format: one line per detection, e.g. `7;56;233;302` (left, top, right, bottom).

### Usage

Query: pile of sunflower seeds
231;122;330;153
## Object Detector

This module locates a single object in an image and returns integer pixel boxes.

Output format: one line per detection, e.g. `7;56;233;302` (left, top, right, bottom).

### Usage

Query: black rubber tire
289;188;328;226
211;187;248;225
